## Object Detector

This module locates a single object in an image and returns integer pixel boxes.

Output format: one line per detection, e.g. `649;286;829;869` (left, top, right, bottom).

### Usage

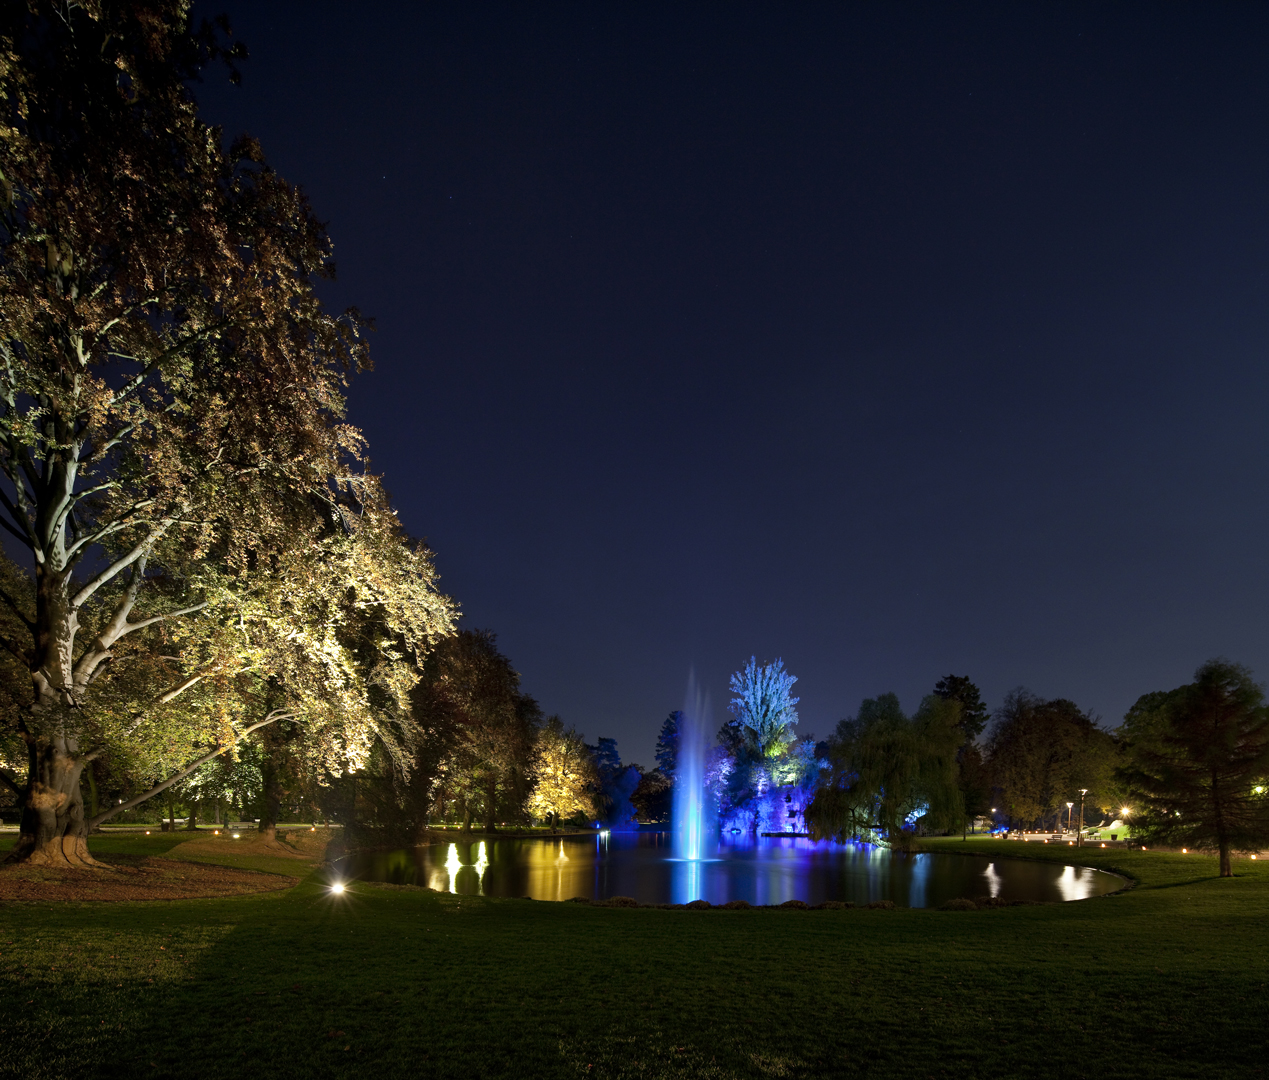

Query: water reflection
341;832;1123;908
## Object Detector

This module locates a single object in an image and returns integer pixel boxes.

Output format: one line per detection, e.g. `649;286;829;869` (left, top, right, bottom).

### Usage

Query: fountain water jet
673;674;711;861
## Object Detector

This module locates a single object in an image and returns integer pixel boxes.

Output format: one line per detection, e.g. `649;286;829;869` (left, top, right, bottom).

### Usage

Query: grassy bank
0;834;1266;1079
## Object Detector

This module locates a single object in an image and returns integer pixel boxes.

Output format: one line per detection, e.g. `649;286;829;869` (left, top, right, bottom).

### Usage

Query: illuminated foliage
725;657;800;759
527;716;599;826
0;2;454;864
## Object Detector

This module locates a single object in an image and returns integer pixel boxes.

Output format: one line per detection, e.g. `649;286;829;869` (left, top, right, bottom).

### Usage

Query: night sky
194;2;1269;766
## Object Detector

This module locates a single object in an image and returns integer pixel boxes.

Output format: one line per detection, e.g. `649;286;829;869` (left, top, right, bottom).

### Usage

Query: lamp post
1065;801;1073;835
1077;789;1088;847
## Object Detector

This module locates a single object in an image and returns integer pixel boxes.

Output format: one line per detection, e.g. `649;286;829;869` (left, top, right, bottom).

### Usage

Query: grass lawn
0;834;1266;1079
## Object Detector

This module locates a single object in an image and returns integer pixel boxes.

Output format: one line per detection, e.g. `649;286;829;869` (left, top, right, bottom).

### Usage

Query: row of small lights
139;822;349;889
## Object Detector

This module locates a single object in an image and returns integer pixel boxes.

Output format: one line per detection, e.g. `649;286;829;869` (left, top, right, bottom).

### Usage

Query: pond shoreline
334;831;1125;907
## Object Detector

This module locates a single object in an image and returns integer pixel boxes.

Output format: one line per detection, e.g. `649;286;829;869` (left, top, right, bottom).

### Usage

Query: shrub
685;899;712;910
779;899;811;909
721;899;752;910
939;898;978;911
816;900;851;910
866;900;895;910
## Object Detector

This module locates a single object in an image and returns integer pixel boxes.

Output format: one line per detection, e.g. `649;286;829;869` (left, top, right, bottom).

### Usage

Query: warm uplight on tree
331;882;345;894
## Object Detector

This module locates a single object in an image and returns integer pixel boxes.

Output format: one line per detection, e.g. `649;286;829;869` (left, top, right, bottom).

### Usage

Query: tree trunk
1220;841;1232;877
258;758;281;842
5;738;101;868
85;763;99;823
185;805;198;830
460;798;472;832
484;775;497;832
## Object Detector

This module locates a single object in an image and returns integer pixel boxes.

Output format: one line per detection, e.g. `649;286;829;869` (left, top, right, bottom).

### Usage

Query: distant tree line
800;660;1269;875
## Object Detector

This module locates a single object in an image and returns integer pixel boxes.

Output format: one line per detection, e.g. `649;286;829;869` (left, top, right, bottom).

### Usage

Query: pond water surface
337;832;1123;907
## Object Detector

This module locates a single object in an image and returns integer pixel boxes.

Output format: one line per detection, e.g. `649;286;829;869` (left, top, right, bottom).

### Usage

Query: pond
335;832;1124;907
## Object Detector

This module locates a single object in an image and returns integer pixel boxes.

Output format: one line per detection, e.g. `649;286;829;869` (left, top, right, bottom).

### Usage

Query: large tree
985;690;1114;832
419;630;535;832
932;674;992;836
933;674;990;741
0;2;451;864
1118;660;1269;876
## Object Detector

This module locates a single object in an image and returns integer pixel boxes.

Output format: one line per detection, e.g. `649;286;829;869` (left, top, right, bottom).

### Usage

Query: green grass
0;835;1266;1079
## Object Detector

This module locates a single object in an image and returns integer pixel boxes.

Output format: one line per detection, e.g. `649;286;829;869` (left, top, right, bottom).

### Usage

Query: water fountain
672;674;711;862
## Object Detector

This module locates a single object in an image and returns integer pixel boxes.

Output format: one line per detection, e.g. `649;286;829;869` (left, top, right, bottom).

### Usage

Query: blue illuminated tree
726;658;800;758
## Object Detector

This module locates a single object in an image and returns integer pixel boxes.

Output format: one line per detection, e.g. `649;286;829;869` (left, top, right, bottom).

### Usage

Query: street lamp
1065;802;1073;834
1077;789;1088;847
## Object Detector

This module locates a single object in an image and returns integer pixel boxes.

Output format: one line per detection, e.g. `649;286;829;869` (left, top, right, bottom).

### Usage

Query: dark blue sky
195;1;1269;766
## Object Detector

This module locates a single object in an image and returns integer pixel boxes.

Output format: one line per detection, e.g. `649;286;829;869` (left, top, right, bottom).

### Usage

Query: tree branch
88;711;293;828
69;520;171;609
113;601;208;637
158;671;208;704
0;510;33;549
0;768;22;798
63;499;157;562
0;582;34;631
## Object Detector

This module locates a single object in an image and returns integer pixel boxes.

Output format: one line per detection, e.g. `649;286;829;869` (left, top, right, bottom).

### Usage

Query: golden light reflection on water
351;833;1123;905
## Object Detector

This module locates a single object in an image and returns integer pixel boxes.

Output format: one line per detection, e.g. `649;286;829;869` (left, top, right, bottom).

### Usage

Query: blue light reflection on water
341;831;1123;908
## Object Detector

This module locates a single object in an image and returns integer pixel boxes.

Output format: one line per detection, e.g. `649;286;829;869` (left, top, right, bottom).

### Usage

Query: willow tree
0;2;429;864
805;693;964;843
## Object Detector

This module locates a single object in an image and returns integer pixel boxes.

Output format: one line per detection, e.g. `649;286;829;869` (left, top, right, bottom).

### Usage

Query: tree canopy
1117;659;1269;876
0;0;455;864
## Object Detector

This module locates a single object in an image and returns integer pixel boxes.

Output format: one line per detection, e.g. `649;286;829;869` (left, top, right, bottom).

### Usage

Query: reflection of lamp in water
474;841;489;895
444;843;461;893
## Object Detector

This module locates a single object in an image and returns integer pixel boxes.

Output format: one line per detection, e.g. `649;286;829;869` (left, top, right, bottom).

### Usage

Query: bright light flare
1121;807;1131;817
232;832;240;839
330;881;345;894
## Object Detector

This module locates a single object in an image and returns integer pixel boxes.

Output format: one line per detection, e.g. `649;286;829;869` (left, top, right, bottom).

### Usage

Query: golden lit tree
527;717;599;827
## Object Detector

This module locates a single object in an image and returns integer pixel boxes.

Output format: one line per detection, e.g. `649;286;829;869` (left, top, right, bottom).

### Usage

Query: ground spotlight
330;881;345;894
